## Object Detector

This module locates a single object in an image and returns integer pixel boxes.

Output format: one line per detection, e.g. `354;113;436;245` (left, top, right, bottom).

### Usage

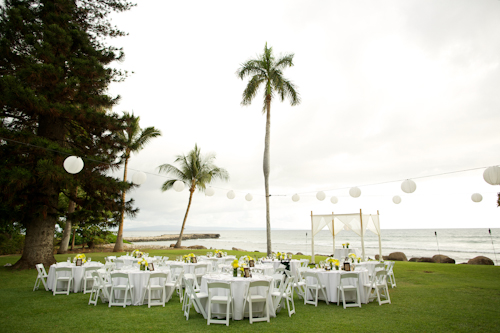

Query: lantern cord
489;228;498;265
296;166;495;195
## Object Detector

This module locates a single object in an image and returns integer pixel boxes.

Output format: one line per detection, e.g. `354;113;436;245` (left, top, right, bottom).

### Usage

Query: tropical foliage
158;144;229;247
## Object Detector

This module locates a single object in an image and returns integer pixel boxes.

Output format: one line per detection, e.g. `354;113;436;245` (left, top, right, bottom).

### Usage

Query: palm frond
274;53;295;70
241;75;265;106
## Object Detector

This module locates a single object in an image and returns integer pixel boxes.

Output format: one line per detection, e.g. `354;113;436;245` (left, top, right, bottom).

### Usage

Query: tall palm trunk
175;182;195;248
114;152;129;252
264;95;272;256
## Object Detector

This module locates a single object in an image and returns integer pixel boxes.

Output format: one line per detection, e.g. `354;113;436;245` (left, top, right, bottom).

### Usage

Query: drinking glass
67;257;71;263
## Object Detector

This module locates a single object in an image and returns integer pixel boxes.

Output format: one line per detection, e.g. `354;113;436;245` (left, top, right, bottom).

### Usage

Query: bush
0;233;24;255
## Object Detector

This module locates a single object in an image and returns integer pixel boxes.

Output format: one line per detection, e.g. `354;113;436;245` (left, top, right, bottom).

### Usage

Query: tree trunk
175;182;195;248
13;115;64;269
58;187;77;254
264;95;272;256
71;228;76;250
114;153;129;252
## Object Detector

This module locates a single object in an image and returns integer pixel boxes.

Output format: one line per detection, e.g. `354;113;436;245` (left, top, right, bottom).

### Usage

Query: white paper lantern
131;172;147;185
292;194;300;202
471;193;483;203
316;191;326;201
227;190;235;199
63;156;84;174
330;196;338;204
483;166;500;185
392;196;402;204
205;187;215;196
401;179;417;193
173;180;185;192
245;193;253;201
349;187;361;198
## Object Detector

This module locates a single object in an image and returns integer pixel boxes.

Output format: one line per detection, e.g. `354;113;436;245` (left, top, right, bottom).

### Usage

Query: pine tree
0;0;135;269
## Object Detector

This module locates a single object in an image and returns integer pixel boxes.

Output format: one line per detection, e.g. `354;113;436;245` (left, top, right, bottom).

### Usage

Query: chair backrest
303;271;319;286
55;266;73;276
110;272;129;284
105;256;116;263
385;261;394;273
194;263;208;275
184;273;200;290
248;280;270;296
183;276;207;319
148;272;169;286
300;259;310;267
169;264;184;281
340;272;359;286
207;282;231;298
284;270;293;279
375;269;388;284
83;266;100;277
375;263;385;271
272;273;285;290
224;258;234;265
275;267;285;274
36;264;48;277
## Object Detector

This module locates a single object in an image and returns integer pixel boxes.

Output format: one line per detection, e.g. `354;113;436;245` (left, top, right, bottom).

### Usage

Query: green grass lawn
1;249;499;332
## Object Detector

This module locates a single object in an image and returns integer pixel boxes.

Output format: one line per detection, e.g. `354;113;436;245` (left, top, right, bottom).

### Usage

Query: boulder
375;254;389;260
296;252;303;255
409;257;418;262
467;256;494;265
187;245;207;250
387;252;408;261
432;255;455;264
416;257;433;263
232;247;245;252
169;244;175;247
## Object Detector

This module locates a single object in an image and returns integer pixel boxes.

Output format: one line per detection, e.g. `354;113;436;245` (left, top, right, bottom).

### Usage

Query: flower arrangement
342;243;350;248
138;257;148;270
132;249;143;258
73;253;86;264
232;259;240;277
276;252;285;260
183;253;195;263
326;257;340;270
242;255;253;263
348;253;357;263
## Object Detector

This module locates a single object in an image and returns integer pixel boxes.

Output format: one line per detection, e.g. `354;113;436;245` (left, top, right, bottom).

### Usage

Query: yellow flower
231;259;239;269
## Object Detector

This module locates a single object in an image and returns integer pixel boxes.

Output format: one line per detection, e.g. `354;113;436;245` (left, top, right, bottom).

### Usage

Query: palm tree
236;43;300;256
113;112;162;252
158;144;229;248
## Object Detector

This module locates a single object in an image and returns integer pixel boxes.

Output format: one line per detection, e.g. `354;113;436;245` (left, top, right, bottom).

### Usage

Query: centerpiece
215;249;223;258
348;253;357;263
183;253;196;263
138;258;148;271
73;253;86;265
326;257;340;270
132;249;143;258
231;259;240;277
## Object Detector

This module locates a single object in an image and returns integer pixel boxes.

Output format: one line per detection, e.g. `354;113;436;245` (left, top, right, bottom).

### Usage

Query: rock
387;252;408;261
187;245;207;249
232;247;245;251
375;254;389;260
409;257;418;262
417;257;433;262
467;256;494;265
296;252;303;255
169;244;175;247
432;255;455;264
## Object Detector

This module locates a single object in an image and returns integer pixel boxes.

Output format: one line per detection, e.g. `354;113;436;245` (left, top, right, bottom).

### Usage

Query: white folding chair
363;269;378;303
53;266;73;295
337;273;361;309
385;261;396;288
88;271;112;305
374;270;391;305
105;256;116;263
282;276;296;316
194;263;209;285
275;266;285;274
113;258;124;269
108;272;134;307
169;265;185;302
182;277;208;320
33;264;48;291
166;270;184;303
271;273;285;293
207;282;233;326
244;280;270;324
292;267;306;299
303;271;329;306
300;259;310;268
143;272;169;308
82;266;100;294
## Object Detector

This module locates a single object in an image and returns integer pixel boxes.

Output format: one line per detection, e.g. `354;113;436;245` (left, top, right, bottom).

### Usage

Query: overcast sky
104;0;500;231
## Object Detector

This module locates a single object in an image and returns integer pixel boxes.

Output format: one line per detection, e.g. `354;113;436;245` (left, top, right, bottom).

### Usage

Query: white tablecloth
356;261;381;276
305;268;369;303
200;273;274;320
262;259;301;276
113;267;171;306
165;261;212;274
115;256;158;269
47;262;104;293
250;264;274;276
334;248;357;259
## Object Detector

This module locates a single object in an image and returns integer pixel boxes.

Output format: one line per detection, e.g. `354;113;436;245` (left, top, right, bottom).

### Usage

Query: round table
47;262;104;293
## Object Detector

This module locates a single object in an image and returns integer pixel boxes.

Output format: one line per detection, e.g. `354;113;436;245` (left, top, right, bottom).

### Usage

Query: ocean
123;228;500;265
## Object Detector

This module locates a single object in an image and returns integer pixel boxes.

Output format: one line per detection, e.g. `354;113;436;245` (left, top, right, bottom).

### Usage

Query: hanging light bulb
131;172;147;185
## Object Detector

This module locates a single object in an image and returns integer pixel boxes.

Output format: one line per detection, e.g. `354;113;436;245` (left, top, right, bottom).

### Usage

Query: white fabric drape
310;211;382;263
